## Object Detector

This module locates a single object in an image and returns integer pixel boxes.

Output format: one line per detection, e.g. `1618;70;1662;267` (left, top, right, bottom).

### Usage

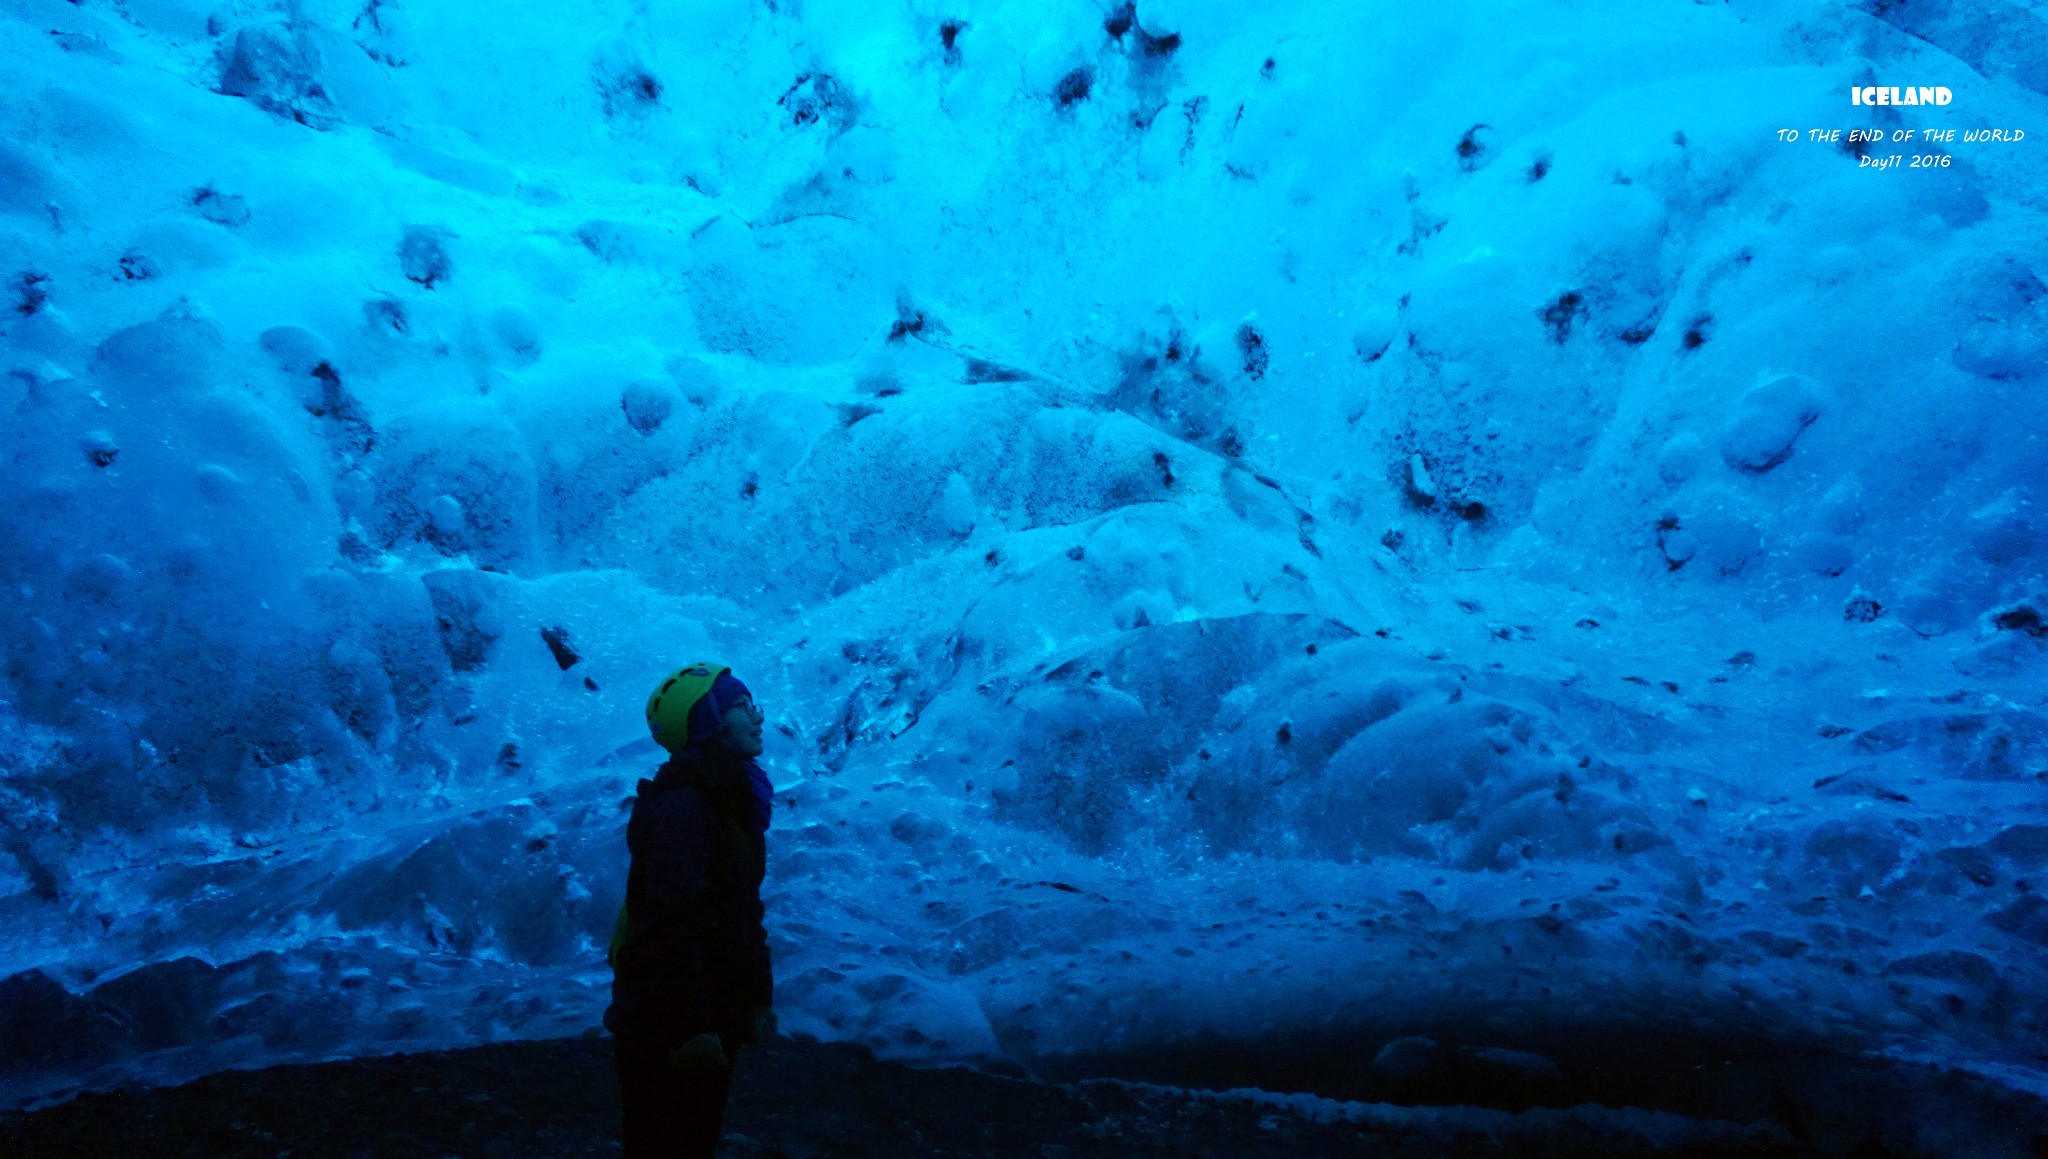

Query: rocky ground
0;1032;1865;1159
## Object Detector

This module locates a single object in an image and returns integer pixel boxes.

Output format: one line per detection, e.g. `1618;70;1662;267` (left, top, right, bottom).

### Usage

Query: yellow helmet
645;662;730;754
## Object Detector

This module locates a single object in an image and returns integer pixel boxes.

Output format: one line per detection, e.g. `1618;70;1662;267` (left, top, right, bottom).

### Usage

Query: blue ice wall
1;0;2045;1122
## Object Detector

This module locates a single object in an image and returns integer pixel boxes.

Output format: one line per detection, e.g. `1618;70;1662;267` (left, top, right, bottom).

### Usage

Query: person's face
719;695;765;758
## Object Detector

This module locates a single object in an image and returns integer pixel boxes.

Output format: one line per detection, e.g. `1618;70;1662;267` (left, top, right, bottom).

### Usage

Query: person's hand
749;1006;778;1044
667;1033;728;1075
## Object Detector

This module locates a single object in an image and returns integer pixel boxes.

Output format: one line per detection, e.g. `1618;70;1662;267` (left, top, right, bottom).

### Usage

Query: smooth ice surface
1;0;2046;1129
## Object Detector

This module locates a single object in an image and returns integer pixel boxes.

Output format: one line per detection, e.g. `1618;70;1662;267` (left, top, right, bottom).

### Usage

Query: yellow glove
749;1006;778;1044
667;1033;728;1075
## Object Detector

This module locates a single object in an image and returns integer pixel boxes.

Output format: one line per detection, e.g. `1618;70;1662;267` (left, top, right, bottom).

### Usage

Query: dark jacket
603;753;772;1044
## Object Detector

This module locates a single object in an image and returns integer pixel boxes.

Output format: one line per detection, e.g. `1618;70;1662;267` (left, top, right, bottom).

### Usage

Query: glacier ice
1;0;2046;1146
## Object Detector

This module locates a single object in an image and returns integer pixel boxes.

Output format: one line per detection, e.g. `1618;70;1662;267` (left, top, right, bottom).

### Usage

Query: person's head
713;688;765;758
645;664;764;759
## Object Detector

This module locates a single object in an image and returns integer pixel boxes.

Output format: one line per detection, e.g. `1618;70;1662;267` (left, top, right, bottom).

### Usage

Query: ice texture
0;0;2045;1140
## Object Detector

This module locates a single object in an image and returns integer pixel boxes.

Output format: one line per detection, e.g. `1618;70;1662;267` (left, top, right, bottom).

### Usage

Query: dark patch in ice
938;20;965;66
779;73;855;131
1993;603;2046;637
1234;320;1268;380
889;312;931;342
1137;27;1181;57
116;250;160;281
1054;67;1093;108
1527;151;1551;182
890;293;948;344
363;297;408;336
1538;290;1584;343
963;358;1029;383
307;363;375;460
539;625;581;670
11;270;48;315
1680;314;1711;350
595;52;662;119
1104;2;1135;39
619;381;674;436
1455;123;1494;172
837;401;882;427
79;430;119;468
399;226;451;289
216;24;337;128
1152;451;1175;488
190;186;250;227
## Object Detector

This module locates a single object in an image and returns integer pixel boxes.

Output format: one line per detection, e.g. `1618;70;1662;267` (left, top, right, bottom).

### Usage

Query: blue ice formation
1;0;2045;1139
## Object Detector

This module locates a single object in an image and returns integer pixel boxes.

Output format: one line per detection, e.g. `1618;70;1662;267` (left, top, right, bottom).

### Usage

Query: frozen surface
1;0;2046;1135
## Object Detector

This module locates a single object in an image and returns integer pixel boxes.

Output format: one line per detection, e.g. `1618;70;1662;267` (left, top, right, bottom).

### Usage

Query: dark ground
0;1033;1841;1159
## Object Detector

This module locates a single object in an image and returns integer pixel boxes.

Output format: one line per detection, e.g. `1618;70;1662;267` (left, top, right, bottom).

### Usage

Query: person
604;662;776;1158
